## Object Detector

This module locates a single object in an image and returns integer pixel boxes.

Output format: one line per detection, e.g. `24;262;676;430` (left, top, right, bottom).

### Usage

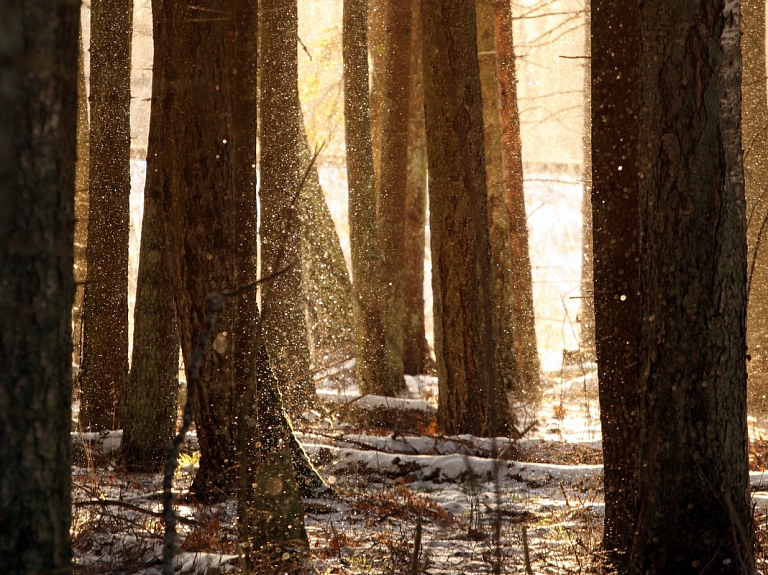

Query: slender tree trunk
422;0;509;436
343;0;390;394
402;0;432;376
476;0;520;397
78;0;133;431
73;25;90;375
629;0;754;571
494;0;539;399
122;8;180;472
0;0;78;570
368;0;386;187
298;120;356;369
375;0;412;394
742;0;768;412
591;0;641;567
259;0;318;416
578;3;596;361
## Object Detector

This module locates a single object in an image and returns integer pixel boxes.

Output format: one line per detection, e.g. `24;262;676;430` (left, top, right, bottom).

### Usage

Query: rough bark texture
375;0;412;394
155;0;240;498
343;0;390;395
476;0;520;396
122;9;180;472
493;0;539;399
422;0;509;436
629;0;754;571
298;121;356;370
78;0;133;431
259;0;317;416
0;0;78;571
742;0;768;412
73;26;89;374
591;0;641;566
402;0;432;376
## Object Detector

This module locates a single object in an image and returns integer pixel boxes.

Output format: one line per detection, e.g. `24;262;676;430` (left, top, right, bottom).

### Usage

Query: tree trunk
476;0;520;397
742;0;768;413
629;0;754;571
0;0;78;571
298;120;356;370
375;0;412;394
259;0;318;416
494;0;539;399
343;0;391;395
402;0;432;376
590;0;641;567
78;0;133;431
122;7;180;472
422;0;509;436
73;25;90;376
368;0;386;187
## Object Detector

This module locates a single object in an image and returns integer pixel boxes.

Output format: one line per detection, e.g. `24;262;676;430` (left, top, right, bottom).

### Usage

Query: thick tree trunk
73;26;89;375
742;0;768;412
402;0;432;376
156;0;240;498
422;0;509;436
476;0;520;397
590;0;641;567
78;0;133;431
629;0;754;571
375;0;412;394
122;11;180;472
343;0;390;394
0;0;78;571
298;121;356;369
493;0;539;399
259;0;318;416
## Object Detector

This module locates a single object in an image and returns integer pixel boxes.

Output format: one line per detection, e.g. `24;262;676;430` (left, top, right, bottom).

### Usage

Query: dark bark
422;0;509;436
375;0;412;394
494;0;539;399
629;0;754;571
590;0;641;566
259;0;317;415
78;0;133;431
122;13;180;472
343;0;390;394
0;0;78;571
402;0;432;376
742;0;768;412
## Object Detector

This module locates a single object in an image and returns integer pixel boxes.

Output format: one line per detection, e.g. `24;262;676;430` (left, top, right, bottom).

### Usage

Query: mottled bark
0;0;78;571
343;0;390;394
375;0;412;394
629;0;754;571
402;0;432;376
122;13;179;472
476;0;519;396
73;26;89;374
742;0;768;412
260;0;317;416
494;0;539;398
422;0;509;436
368;0;386;187
78;0;133;431
591;0;641;566
298;121;356;369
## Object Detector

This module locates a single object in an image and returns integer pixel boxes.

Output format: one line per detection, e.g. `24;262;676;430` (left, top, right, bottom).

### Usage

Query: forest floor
71;364;768;574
